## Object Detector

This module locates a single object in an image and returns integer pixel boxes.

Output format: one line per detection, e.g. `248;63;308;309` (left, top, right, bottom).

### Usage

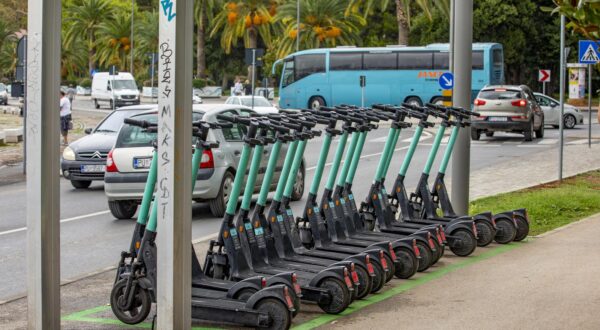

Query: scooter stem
257;140;282;206
241;143;265;211
422;125;447;176
373;127;398;182
137;151;158;226
345;131;367;185
398;126;424;177
336;131;360;188
283;139;308;198
438;125;460;175
325;131;349;191
273;140;298;202
309;134;333;196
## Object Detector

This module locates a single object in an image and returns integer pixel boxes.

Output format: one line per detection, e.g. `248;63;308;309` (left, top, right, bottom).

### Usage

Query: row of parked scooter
110;103;529;329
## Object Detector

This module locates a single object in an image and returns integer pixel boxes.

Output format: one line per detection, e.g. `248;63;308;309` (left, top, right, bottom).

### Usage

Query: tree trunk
395;0;410;46
221;73;228;91
247;27;258;91
89;33;96;75
196;11;207;78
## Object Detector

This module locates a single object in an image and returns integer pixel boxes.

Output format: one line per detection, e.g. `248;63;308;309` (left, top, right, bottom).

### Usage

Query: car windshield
111;79;137;90
240;97;271;107
479;89;522;100
95;110;145;133
116;112;204;148
0;84;5;92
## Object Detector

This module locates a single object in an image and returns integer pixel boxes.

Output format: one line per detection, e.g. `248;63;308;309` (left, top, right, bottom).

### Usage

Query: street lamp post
130;0;134;74
296;0;300;52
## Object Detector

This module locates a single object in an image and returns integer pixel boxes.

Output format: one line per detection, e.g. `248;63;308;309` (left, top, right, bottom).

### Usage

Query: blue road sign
439;72;454;90
579;40;600;64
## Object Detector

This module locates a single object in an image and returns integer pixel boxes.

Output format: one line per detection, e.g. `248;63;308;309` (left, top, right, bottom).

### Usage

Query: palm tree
61;31;88;80
210;1;281;53
274;0;366;58
65;0;114;74
96;12;132;71
135;10;158;58
347;0;435;45
195;0;220;78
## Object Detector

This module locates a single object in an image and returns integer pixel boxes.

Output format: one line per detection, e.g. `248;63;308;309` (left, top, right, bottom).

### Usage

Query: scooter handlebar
124;118;157;128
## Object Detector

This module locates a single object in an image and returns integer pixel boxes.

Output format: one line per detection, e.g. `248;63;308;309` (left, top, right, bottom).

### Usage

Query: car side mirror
551;102;559;108
107;85;112;91
84;128;93;134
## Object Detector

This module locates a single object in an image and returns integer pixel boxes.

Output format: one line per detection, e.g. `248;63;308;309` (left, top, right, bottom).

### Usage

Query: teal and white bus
273;43;504;109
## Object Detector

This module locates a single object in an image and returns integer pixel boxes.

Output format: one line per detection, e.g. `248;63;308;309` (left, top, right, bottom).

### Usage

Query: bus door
279;58;297;108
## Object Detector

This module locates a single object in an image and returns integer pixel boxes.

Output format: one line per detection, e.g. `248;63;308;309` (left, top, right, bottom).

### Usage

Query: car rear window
116;112;204;148
478;89;522;100
95;110;145;133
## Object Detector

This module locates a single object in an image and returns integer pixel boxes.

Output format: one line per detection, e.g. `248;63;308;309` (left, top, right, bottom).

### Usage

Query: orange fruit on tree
289;29;297;39
227;12;237;24
253;14;262;26
226;2;237;11
245;15;251;28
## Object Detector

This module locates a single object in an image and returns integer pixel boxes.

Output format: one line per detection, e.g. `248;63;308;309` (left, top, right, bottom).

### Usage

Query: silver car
534;93;584;129
104;104;305;219
0;83;8;105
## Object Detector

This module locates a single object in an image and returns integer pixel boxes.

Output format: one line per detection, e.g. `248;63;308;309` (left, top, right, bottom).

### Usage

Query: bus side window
330;53;363;71
397;52;433;70
364;53;397;70
472;51;484;70
433;52;449;70
282;60;295;88
295;54;326;80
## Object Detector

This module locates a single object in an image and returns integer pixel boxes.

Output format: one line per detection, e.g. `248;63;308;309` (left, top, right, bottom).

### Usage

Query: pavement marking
567;139;589;145
0;210;110;237
306;146;410;172
61;243;521;329
292;243;521;330
538;138;558;145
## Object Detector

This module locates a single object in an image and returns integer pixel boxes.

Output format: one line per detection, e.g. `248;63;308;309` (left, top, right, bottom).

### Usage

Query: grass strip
470;169;600;236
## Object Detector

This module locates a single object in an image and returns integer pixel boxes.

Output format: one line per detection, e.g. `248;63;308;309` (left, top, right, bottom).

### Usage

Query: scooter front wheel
476;221;495;247
393;247;418;279
110;279;152;325
448;229;477;257
354;263;373;299
369;260;385;293
513;215;529;241
317;278;351;314
494;218;517;244
255;298;293;330
416;241;433;272
382;254;395;282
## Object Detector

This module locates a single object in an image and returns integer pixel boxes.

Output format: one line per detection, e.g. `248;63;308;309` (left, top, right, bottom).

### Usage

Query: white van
91;72;140;109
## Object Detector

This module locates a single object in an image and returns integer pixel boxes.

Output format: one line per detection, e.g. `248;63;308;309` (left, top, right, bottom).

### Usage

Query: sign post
439;72;454;106
109;65;117;111
245;48;264;110
538;69;551;95
579;40;600;149
360;75;366;107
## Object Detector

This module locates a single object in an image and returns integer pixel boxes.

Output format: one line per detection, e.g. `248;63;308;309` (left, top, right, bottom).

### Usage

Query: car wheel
405;96;422;107
485;131;494;137
470;128;480;141
564;114;576;129
535;119;545;138
94;99;100;109
291;163;305;201
308;96;326;110
430;97;444;105
209;171;234;217
524;120;533;141
108;200;138;220
70;180;92;189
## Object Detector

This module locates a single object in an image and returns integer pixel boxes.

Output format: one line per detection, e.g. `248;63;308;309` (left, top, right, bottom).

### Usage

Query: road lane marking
0;210;110;237
306;146;410;171
538;138;558;145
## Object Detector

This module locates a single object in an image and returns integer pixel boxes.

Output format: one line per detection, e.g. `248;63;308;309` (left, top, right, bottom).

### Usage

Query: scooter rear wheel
110;279;152;325
416;241;433;272
317;278;351;314
382;254;395;282
234;288;258;301
354;263;373;299
476;221;495;247
513;215;529;241
494;218;517;244
449;229;477;257
394;247;418;279
431;237;444;264
255;298;293;330
369;260;385;293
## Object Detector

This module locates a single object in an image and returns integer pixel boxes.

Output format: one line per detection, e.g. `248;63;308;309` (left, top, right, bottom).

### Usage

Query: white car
193;94;203;104
534;93;584;129
91;72;140;109
225;95;278;114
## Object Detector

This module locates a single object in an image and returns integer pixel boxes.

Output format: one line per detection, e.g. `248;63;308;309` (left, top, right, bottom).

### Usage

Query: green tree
549;0;600;40
195;0;221;78
274;0;366;58
96;12;132;71
65;0;114;74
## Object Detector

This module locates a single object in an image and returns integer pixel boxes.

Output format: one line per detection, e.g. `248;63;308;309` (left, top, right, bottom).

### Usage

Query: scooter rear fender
307;266;348;288
226;276;264;299
246;284;295;312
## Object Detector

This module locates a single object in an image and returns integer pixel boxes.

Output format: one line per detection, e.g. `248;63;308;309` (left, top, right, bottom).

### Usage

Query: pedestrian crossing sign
579;40;600;64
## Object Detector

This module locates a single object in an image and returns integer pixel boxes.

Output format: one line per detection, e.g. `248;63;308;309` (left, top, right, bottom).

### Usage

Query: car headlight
63;147;76;161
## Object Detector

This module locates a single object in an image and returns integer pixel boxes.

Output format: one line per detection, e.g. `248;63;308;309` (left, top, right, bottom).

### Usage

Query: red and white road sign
538;70;551;82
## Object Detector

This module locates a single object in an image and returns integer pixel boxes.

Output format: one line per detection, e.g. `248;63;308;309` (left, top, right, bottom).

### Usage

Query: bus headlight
63;147;76;161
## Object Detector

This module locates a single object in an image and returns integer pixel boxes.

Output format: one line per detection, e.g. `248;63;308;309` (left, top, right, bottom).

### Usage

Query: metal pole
111;67;115;111
150;53;155;103
251;48;256;109
26;0;61;327
130;0;134;74
588;64;592;148
157;0;193;327
559;14;565;181
543;81;546;95
23;36;27;175
449;0;472;215
296;0;300;52
449;0;455;75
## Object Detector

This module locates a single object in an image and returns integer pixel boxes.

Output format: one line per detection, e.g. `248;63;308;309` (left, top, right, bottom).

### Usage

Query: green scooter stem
283;139;307;198
137;151;158;226
438;125;460;174
273;140;298;202
309;134;333;195
422;125;446;175
225;145;252;216
241;144;264;211
325;132;349;191
373;127;398;182
382;128;401;181
345;131;367;185
336;132;359;188
398;126;424;177
190;145;203;191
257;140;282;206
146;194;159;232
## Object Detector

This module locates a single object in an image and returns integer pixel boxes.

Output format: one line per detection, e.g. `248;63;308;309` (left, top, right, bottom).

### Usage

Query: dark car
61;106;152;188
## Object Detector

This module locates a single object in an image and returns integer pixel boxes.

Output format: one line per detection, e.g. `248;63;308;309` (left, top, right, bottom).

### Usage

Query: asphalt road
0;98;598;301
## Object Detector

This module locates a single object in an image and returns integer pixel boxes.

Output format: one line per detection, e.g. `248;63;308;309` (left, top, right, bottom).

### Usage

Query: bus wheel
405;96;422;107
309;96;326;110
431;97;444;105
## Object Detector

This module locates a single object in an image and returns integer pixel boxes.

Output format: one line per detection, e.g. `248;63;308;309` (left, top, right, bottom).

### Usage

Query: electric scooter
111;118;295;329
204;114;355;315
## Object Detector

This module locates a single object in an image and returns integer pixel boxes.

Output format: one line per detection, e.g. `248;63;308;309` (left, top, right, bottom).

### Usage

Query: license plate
489;117;507;122
133;157;152;169
80;164;105;173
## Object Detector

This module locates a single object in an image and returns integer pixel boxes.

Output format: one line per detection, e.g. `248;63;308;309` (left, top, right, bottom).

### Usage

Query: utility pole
296;0;300;52
130;0;134;74
450;0;473;215
27;0;62;328
559;14;566;181
157;0;193;327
